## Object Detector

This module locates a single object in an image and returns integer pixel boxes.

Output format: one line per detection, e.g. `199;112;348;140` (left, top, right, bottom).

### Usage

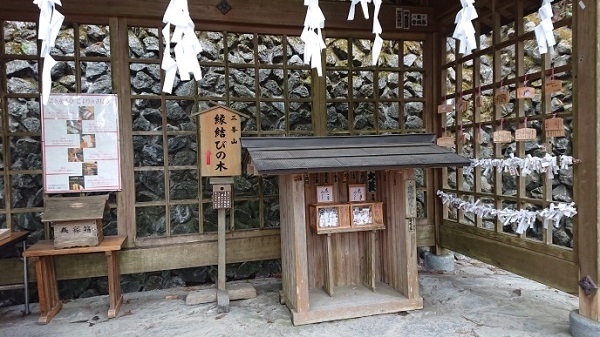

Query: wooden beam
574;0;600;322
0;233;280;285
440;225;578;294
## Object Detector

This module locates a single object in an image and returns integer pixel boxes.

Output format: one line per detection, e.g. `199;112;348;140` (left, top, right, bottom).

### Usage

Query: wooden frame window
440;0;574;252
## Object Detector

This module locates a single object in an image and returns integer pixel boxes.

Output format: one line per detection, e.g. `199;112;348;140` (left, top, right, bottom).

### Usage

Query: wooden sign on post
198;106;244;177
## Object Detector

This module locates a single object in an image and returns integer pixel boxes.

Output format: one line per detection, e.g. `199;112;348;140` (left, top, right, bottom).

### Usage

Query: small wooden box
350;202;384;229
309;203;351;234
0;228;10;241
42;195;108;249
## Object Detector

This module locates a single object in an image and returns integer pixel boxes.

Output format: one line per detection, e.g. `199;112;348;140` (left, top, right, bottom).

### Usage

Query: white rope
463;154;577;179
437;190;577;234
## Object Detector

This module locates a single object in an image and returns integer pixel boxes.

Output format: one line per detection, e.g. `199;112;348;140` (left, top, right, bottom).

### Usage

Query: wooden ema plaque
545;117;565;138
199;106;242;177
456;98;469;113
475;94;483;107
515;127;537;141
494;89;509;105
517;86;535;99
437;136;454;147
437;102;454;114
545;80;562;94
493;130;512;143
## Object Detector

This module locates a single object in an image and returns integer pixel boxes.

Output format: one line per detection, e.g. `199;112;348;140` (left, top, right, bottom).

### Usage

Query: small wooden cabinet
309;202;384;234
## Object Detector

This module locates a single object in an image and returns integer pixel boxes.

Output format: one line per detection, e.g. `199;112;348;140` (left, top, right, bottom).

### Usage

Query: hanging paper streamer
301;0;326;76
534;0;556;55
347;0;383;66
452;0;478;55
463;153;578;178
437;190;577;234
161;0;203;94
34;0;64;105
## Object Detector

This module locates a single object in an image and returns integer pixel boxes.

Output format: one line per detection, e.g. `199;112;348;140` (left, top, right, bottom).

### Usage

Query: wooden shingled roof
241;133;471;175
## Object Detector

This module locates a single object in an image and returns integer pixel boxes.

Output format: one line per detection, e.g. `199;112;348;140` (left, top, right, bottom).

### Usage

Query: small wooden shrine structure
242;134;470;324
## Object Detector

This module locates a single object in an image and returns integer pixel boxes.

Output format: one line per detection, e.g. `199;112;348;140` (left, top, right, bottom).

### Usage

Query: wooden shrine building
0;0;598;334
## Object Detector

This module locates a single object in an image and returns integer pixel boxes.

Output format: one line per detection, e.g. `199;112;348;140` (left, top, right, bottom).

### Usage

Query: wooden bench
23;235;126;324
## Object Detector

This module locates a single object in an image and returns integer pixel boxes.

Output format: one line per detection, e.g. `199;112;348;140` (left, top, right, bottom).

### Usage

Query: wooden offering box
42;195;108;249
309;204;351;234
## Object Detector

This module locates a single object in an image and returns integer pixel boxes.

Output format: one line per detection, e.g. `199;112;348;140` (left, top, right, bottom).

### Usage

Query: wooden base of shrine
284;282;423;326
185;282;257;305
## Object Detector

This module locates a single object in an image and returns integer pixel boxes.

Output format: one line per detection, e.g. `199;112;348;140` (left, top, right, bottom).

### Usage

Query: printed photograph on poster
42;94;121;193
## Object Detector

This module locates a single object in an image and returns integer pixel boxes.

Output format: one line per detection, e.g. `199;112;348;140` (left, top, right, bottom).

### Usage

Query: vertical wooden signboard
199;106;242;177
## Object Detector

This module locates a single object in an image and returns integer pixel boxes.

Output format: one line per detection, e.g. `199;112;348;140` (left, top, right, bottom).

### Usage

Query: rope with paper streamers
437;190;577;234
34;0;64;105
452;0;478;55
463;154;579;179
534;0;555;55
161;0;203;94
301;0;326;76
347;0;383;66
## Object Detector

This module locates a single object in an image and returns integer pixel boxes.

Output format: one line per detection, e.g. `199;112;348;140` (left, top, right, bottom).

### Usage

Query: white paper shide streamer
534;0;556;55
437;190;577;234
452;0;478;55
161;0;203;94
34;0;64;105
347;0;383;66
301;0;326;76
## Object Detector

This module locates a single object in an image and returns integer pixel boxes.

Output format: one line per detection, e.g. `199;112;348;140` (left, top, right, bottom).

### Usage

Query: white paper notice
42;94;121;193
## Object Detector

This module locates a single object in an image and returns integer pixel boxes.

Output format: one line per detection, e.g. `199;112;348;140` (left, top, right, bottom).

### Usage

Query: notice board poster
42;94;121;193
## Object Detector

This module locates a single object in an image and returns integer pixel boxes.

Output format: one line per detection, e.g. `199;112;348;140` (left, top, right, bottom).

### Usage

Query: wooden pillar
110;17;135;247
574;0;600;322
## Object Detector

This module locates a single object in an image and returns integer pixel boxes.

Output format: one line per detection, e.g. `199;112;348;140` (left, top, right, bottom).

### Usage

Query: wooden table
24;235;126;324
0;231;30;315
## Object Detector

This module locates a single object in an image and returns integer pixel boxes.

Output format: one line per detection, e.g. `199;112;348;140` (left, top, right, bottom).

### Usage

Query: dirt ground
0;257;578;337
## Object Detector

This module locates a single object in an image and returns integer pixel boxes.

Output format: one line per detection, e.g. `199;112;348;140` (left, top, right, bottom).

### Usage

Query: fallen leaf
215;314;226;320
165;295;181;300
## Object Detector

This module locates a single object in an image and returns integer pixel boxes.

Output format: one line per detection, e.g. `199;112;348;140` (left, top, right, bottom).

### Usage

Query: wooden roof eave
241;134;471;176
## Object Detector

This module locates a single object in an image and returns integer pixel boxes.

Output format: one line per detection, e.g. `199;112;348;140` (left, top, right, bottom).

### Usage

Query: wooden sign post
186;106;256;311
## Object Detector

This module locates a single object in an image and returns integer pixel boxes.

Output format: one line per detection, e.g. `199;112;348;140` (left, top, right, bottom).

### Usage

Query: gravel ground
0;257;578;337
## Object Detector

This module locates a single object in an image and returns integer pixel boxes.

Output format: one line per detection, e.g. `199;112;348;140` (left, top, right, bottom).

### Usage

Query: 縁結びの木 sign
198;106;244;177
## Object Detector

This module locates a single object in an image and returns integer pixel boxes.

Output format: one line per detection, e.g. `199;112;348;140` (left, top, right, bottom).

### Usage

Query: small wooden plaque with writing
456;98;469;113
437;102;454;114
515;127;537;141
545;80;562;94
517;86;535;99
475;95;483;107
545;117;565;137
436;136;455;148
494;89;509;105
493;130;512;143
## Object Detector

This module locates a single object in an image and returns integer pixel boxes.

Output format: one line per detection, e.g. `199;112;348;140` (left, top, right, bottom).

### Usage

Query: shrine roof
241;133;471;175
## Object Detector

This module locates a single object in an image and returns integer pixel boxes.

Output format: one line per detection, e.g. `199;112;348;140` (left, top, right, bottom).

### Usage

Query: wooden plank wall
378;169;418;298
279;174;309;313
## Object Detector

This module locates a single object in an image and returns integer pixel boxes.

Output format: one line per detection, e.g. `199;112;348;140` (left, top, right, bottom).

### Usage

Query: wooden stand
279;170;423;325
0;231;30;315
24;235;126;324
